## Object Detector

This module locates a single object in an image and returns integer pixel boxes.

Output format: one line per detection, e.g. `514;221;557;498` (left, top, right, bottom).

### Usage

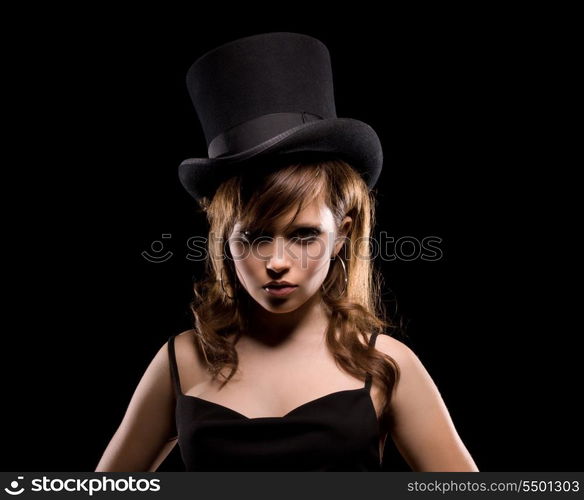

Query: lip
263;284;298;297
263;281;297;287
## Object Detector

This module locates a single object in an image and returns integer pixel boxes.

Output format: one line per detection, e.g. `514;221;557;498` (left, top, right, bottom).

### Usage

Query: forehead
235;197;335;232
288;197;332;225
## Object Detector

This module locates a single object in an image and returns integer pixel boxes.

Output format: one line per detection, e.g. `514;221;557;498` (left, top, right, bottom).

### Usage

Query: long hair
187;156;401;437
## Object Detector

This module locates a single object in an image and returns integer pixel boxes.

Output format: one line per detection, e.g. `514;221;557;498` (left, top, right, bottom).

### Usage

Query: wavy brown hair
186;156;400;437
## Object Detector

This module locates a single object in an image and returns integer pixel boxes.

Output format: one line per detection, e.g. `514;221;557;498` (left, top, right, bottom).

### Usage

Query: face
227;197;352;313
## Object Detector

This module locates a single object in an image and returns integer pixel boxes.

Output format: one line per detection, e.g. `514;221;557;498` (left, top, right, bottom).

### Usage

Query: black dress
167;331;382;471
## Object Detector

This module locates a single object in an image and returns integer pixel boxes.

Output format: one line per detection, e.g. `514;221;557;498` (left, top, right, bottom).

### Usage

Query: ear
333;216;353;257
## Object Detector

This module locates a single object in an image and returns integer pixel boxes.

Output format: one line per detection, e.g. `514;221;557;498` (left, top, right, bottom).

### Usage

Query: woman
96;32;479;472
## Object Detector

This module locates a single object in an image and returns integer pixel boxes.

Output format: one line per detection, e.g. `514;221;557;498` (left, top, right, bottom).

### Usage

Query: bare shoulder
370;332;433;392
148;329;196;369
170;329;208;387
174;328;198;348
370;332;419;368
373;333;479;471
373;333;442;412
94;331;199;471
173;329;202;359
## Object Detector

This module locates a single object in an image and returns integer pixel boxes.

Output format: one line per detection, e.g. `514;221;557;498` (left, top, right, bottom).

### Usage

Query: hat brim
178;117;383;203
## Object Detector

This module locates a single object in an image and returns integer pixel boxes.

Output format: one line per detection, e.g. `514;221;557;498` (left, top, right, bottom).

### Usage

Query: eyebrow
239;222;324;234
247;223;323;233
286;223;323;230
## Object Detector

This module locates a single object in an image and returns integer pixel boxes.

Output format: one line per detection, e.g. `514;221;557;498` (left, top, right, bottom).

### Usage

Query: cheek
232;255;260;283
229;242;267;287
299;243;331;286
229;239;247;260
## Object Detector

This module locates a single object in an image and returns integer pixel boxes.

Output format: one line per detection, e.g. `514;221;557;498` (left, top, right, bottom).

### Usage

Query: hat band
208;112;323;159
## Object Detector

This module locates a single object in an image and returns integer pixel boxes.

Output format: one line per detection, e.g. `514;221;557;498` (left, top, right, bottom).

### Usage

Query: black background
3;9;580;472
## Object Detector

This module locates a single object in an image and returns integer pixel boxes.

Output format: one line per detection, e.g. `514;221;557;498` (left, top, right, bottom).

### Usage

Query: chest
184;343;378;419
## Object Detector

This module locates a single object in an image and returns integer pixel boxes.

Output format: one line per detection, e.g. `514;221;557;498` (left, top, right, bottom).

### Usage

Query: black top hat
178;32;383;203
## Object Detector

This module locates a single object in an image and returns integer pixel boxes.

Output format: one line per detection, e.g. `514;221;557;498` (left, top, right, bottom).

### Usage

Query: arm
377;335;479;472
95;339;178;472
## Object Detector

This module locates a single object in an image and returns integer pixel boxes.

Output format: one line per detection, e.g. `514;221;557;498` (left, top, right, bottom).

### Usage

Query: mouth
263;284;298;297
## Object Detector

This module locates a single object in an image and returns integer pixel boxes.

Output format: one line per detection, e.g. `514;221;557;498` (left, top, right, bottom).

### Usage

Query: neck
244;292;331;348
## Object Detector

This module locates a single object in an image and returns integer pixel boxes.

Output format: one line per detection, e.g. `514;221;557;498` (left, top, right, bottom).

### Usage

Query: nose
265;236;292;273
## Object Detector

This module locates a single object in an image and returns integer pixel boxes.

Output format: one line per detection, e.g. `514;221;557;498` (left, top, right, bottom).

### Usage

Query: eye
238;230;254;243
238;228;320;245
291;228;320;243
238;230;269;244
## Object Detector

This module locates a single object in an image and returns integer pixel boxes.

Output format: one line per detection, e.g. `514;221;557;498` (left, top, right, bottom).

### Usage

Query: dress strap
167;335;183;397
364;332;380;392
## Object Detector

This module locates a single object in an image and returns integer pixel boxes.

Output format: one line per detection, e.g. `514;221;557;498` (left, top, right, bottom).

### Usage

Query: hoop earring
321;255;348;300
219;267;235;300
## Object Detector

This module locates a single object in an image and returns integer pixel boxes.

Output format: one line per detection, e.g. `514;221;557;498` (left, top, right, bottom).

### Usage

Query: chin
263;305;299;314
257;298;299;313
247;288;313;313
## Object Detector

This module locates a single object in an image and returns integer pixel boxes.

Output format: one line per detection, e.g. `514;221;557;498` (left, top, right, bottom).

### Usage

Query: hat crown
186;32;337;146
